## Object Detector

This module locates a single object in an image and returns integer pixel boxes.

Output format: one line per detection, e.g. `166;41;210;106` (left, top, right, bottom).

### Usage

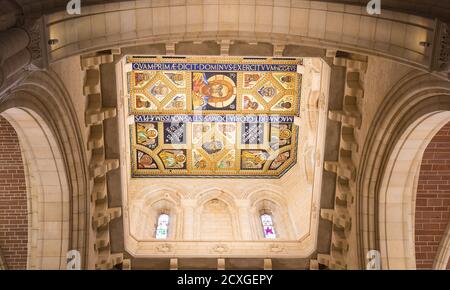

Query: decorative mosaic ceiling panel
127;57;302;178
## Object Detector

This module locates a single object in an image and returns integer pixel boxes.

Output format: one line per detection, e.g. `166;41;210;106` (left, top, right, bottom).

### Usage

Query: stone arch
378;112;450;269
0;70;89;269
357;71;450;269
1;107;70;269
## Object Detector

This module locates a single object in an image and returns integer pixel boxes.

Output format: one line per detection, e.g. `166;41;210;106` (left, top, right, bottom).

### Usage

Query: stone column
236;200;252;240
181;199;196;240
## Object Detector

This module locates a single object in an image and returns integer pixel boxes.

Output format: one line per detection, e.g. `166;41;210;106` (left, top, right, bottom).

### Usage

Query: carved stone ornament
212;244;229;254
269;244;284;253
156;243;172;253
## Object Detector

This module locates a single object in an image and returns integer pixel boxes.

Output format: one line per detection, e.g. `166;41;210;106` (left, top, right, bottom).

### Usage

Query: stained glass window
260;213;276;239
155;213;169;239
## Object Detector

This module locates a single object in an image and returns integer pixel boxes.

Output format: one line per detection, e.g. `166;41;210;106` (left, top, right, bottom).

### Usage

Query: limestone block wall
199;199;234;240
50;56;91;147
353;56;414;269
0;116;27;270
355;56;412;146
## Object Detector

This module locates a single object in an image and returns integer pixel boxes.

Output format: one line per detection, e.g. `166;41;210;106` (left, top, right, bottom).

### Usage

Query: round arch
378;112;450;269
1;107;70;269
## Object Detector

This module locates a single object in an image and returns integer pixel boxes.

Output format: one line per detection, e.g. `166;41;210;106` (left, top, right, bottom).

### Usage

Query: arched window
155;213;170;239
260;212;276;239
